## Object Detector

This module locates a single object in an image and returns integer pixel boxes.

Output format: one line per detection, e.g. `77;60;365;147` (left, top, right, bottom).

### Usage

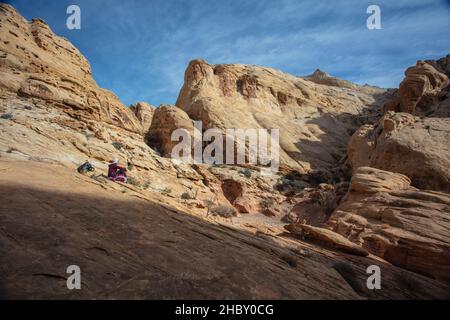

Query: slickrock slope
0;4;142;133
0;4;293;219
0;160;357;299
176;60;390;173
1;160;449;299
0;3;218;210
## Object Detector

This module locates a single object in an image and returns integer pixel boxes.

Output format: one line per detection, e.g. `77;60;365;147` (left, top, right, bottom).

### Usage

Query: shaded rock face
4;160;450;300
176;60;390;173
326;167;450;284
220;179;261;213
287;183;338;226
221;179;244;203
0;160;362;300
0;4;142;133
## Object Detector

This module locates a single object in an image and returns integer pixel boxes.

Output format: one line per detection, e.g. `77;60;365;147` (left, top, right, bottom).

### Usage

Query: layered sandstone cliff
348;57;450;192
321;57;450;284
0;4;142;133
326;167;450;284
176;59;390;172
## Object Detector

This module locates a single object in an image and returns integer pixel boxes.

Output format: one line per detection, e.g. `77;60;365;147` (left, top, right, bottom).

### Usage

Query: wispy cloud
8;0;450;105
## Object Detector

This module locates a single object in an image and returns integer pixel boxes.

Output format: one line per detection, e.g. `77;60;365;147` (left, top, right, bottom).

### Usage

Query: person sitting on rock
108;158;127;183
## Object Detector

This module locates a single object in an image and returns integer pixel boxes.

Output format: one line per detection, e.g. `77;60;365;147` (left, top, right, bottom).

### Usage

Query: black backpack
77;161;95;174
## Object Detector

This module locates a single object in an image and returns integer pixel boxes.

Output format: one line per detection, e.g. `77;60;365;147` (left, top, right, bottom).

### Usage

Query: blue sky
6;0;450;106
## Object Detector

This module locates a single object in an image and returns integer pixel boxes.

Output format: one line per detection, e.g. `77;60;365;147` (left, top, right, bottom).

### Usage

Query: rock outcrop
340;57;450;284
176;60;389;173
348;109;450;193
304;69;358;90
325;167;450;284
285;223;369;257
0;3;142;133
348;57;450;191
146;104;196;157
427;54;450;78
130;102;155;132
384;58;450;116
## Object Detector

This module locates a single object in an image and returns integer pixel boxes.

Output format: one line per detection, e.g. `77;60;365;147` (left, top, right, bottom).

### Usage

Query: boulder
397;60;449;115
284;223;369;257
146;105;196;156
347;111;450;192
383;57;450;117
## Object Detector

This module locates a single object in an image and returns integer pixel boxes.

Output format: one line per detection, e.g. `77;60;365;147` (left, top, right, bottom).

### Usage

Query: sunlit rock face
176;59;390;173
0;3;142;133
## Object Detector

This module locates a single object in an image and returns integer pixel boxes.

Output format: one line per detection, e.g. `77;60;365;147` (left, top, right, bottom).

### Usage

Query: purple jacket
108;163;127;179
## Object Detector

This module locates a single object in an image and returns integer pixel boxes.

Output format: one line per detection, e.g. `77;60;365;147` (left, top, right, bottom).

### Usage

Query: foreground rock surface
1;160;449;299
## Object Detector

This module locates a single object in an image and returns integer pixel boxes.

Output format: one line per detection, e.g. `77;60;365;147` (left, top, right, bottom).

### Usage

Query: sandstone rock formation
348;97;450;192
146;104;196;156
130;102;155;132
285;223;369;257
304;69;359;90
325;167;450;284
0;3;215;208
384;58;450;116
0;4;142;133
176;59;389;173
335;56;450;285
1;2;450;299
427;54;450;78
348;57;450;190
284;183;339;226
